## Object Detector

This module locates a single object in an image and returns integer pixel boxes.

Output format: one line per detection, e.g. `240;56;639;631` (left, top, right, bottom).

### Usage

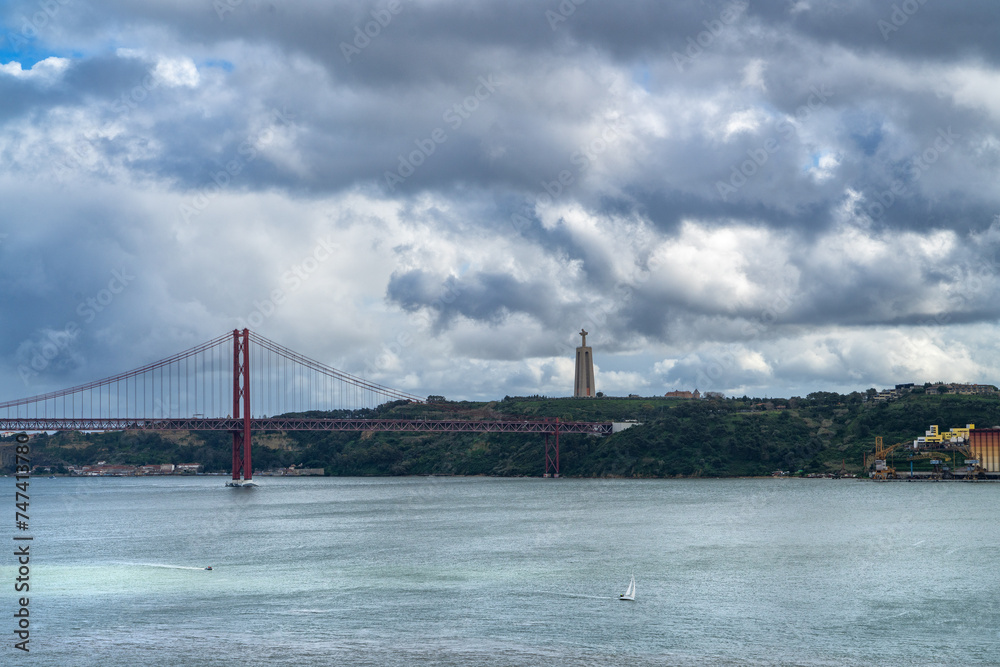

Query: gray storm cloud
1;0;999;400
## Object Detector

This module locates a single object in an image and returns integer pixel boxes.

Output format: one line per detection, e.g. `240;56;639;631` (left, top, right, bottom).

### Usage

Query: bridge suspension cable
245;330;424;414
0;330;423;422
0;333;234;420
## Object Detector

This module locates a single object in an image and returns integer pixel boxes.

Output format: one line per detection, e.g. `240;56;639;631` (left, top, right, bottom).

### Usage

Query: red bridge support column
544;418;560;478
231;328;252;483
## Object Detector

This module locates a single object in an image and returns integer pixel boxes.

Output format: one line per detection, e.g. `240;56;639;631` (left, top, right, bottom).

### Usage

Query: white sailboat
619;574;635;601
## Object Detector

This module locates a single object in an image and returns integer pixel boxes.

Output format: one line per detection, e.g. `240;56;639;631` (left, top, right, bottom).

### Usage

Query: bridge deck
1;418;613;435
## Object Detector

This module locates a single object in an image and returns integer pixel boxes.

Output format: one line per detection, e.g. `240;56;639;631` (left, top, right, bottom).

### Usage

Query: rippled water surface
6;476;1000;666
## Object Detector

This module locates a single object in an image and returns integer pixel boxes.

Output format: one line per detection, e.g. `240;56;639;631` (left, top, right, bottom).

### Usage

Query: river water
5;476;1000;666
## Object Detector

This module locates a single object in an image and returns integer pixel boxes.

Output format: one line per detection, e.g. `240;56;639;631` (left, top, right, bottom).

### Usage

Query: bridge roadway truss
1;417;609;479
0;417;612;436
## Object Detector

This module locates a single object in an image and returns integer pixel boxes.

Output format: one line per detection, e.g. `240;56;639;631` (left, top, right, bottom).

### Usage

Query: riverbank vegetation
6;392;1000;478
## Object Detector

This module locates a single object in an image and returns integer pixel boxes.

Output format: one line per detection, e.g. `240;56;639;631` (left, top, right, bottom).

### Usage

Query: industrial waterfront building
968;429;1000;472
907;424;1000;475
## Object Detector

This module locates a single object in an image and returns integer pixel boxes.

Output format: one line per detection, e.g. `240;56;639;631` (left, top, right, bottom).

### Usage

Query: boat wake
132;563;211;571
535;590;610;600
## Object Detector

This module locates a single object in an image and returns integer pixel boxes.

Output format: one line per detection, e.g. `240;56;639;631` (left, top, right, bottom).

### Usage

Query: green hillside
5;391;999;477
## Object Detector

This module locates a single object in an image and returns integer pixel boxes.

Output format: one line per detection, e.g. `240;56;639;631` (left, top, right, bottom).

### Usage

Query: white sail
620;575;635;601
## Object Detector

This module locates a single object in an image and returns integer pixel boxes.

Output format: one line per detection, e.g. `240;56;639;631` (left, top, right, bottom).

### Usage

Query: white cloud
152;56;200;88
722;108;765;139
646;221;797;312
0;57;70;84
807;151;840;182
114;48;199;88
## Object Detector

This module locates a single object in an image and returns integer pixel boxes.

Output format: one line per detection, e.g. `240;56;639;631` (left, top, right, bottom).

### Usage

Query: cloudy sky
1;0;999;404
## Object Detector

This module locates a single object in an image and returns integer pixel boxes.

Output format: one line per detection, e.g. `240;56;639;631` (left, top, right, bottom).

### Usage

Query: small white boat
619;574;635;601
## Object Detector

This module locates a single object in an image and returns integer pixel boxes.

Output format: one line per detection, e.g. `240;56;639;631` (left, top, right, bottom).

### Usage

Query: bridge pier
543;419;560;478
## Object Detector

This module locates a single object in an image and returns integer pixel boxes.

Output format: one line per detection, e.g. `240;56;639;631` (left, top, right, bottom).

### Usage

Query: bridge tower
230;328;252;484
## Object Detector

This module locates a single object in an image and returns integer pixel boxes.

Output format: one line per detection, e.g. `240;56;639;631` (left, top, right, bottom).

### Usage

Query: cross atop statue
579;328;588;347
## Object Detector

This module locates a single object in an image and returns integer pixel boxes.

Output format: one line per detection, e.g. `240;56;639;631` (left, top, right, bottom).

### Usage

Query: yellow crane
868;436;905;480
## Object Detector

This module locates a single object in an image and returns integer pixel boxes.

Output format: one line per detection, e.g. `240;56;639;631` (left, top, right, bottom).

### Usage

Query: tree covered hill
5;391;1000;477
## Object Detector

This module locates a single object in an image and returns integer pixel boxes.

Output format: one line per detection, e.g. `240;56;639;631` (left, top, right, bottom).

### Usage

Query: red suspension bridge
1;329;612;483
